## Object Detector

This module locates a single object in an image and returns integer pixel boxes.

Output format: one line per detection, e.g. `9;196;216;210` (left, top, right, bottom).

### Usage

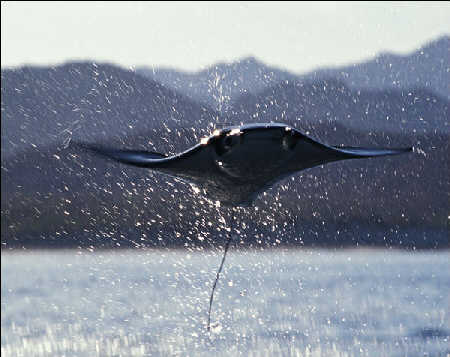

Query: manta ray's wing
73;142;219;188
331;146;412;158
282;130;413;175
75;143;169;167
74;142;206;168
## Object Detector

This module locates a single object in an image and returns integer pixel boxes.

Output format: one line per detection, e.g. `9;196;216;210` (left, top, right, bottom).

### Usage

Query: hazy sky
2;1;449;74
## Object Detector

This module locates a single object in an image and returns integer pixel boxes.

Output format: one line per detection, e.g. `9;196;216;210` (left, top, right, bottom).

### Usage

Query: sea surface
1;249;449;357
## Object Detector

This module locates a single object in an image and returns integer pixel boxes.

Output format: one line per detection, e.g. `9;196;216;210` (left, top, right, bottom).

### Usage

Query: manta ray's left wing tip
71;142;167;167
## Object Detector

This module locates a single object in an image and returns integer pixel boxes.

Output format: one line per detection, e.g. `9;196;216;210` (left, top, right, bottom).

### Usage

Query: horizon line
1;34;448;75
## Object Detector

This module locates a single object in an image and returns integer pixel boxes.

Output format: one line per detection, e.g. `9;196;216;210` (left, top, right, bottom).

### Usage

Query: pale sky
1;1;449;74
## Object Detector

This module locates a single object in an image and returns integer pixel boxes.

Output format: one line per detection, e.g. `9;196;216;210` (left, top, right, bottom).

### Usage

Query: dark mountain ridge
2;128;448;250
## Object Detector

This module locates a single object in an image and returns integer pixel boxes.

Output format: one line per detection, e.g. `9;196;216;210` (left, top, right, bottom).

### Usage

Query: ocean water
1;249;449;357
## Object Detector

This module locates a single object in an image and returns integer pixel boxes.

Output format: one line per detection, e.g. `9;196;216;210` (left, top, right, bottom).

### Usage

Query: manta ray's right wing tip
333;145;413;158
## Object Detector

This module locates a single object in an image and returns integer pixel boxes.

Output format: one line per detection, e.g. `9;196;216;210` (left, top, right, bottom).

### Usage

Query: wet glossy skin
213;124;299;179
80;123;411;206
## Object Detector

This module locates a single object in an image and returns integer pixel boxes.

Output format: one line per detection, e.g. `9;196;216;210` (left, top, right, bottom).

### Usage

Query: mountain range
137;35;449;112
1;36;449;249
1;62;219;159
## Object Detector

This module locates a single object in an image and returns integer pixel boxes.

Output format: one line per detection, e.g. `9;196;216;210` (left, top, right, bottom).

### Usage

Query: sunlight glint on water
1;249;449;357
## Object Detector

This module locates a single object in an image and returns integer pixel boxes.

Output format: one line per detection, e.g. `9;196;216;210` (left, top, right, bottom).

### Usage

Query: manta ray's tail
73;142;167;167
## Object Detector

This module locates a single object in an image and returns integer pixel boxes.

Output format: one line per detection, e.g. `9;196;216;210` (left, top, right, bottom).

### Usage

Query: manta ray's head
209;123;300;180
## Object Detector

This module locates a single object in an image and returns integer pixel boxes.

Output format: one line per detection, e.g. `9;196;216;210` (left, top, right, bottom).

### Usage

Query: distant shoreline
2;245;449;253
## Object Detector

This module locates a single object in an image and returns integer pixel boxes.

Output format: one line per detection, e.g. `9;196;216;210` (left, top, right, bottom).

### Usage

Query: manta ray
80;123;411;206
77;122;412;332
